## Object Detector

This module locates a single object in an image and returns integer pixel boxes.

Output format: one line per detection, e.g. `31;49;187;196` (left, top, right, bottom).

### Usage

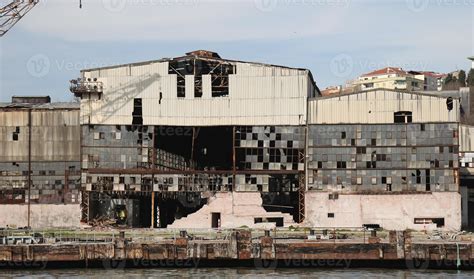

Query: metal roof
310;88;459;101
79;51;321;95
0;102;80;110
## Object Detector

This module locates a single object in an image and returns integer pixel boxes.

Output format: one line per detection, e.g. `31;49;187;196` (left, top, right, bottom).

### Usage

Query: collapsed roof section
73;50;320;127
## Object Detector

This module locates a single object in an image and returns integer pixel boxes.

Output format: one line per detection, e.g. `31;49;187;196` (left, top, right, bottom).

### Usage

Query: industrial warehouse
0;50;473;231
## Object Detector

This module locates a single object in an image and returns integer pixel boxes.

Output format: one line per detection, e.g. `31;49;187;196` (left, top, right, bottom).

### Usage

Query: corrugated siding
308;90;460;124
185;75;194;99
0;110;80;162
202;75;212;98
130;61;169;77
236;62;306;77
460;125;474;152
81;63;311;126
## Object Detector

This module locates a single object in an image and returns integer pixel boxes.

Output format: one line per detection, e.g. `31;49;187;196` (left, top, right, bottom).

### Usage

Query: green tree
443;74;459;90
458;70;466;87
467;69;474;86
444;73;453;85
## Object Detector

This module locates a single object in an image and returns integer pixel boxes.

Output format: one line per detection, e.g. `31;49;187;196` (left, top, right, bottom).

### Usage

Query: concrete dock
0;229;474;269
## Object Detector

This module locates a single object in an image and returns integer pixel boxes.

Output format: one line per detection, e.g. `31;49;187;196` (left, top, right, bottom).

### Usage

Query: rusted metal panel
236;230;252;260
126;243;144;259
142;244;169;260
31;245;82;262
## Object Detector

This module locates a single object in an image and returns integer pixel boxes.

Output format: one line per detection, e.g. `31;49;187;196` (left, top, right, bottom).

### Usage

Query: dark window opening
341;132;346;139
337;161;346;169
211;63;234;97
425;169;431;191
414;218;444;228
394;111;413;123
177;75;185;98
413;169;421;184
12;133;18;141
132;98;143;125
328;213;335;218
446;97;453;111
262;191;300;222
420;124;425;131
212;212;221;228
254;217;284;227
169;58;235;98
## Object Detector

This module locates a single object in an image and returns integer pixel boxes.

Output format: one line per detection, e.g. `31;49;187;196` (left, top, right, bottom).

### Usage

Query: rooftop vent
11;96;51;104
186;50;221;59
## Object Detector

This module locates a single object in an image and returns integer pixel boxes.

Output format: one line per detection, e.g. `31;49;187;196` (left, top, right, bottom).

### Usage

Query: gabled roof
79;50;321;96
410;71;447;78
310;88;459;101
361;67;407;77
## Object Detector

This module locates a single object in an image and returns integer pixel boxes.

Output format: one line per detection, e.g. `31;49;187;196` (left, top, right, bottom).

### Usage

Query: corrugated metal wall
460;125;474;152
80;61;311;126
308;90;460;124
0;110;80;162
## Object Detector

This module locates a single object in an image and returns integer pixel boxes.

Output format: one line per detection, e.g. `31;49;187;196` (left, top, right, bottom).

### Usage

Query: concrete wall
168;192;296;229
0;204;82;228
304;192;461;231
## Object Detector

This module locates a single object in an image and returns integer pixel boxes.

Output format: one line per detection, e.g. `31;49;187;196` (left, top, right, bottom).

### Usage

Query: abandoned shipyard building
0;50;470;231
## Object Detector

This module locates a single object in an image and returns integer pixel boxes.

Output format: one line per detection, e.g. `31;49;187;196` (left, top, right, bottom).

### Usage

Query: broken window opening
414;218;444;228
446;97;453;111
132;98;143;125
169;58;234;98
394;111;413;123
260;190;299;222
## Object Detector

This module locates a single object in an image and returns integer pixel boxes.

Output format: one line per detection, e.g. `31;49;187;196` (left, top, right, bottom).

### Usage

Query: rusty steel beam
0;0;39;37
84;168;300;175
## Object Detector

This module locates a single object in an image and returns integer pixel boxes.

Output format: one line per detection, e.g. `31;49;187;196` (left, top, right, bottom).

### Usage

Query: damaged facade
0;51;465;231
0;97;81;228
67;50;462;231
306;90;461;230
72;50;315;229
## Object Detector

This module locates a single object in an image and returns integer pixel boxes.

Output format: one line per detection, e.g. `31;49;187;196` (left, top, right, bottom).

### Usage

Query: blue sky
0;0;473;101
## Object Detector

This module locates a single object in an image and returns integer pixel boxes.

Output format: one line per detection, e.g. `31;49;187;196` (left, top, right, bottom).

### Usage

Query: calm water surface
1;268;474;278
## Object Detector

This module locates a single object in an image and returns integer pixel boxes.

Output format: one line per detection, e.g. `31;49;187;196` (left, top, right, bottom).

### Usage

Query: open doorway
211;212;221;228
